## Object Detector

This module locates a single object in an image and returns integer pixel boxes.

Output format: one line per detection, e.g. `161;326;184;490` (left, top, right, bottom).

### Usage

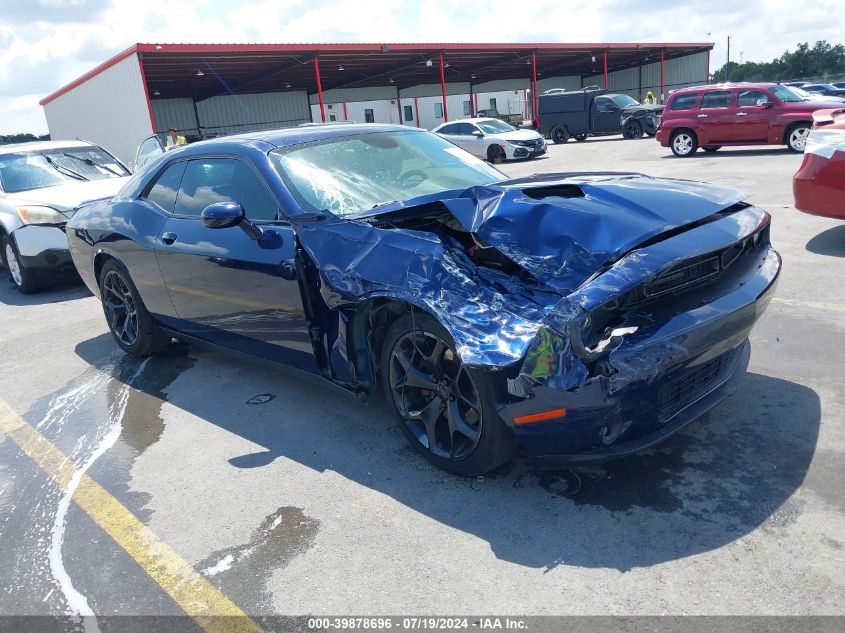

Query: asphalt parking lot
1;136;843;626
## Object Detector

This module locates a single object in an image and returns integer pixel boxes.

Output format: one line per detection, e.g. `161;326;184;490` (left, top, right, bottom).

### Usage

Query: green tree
0;133;50;145
712;40;845;82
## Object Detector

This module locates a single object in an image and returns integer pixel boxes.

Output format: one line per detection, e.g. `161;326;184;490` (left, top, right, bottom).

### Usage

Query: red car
656;83;844;157
793;108;845;219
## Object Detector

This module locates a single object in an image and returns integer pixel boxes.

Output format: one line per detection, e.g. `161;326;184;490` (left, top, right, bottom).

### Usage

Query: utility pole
726;36;731;81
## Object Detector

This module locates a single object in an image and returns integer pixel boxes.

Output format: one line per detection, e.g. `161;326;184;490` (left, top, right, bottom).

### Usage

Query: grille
656;347;740;420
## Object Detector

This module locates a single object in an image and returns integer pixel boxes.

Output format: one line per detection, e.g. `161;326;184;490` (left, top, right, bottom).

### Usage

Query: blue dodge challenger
67;124;781;475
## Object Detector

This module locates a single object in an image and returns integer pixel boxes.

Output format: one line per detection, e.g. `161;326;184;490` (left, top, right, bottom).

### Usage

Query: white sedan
432;118;546;163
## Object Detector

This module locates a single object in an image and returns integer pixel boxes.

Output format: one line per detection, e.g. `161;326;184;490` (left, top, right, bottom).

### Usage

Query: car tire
622;121;643;139
381;312;515;476
786;123;811;153
98;259;170;357
573;133;589;142
551;126;570;144
703;146;721;152
486;144;506;164
670;129;698;157
2;234;39;294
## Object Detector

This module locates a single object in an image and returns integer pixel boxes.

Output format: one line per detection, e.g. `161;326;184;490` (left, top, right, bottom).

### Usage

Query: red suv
656;83;844;156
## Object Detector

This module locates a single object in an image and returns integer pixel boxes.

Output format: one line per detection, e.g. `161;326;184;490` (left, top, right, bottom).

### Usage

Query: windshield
476;119;516;134
771;85;804;102
0;146;128;193
612;95;640;108
271;130;503;218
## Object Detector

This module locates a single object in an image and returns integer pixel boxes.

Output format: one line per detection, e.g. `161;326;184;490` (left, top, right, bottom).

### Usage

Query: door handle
736;112;748;116
161;232;178;245
697;114;708;118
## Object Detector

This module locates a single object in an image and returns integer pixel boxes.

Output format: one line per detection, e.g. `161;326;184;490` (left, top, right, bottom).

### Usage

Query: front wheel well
347;299;443;395
783;121;812;144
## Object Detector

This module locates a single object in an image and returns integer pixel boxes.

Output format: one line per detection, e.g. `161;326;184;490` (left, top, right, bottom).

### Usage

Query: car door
459;123;487;157
697;90;736;143
437;123;467;151
733;89;773;143
154;155;319;373
592;97;620;134
134;135;164;172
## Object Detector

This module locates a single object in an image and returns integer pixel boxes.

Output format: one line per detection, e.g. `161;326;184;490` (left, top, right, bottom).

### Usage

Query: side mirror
201;202;245;229
472;130;484;137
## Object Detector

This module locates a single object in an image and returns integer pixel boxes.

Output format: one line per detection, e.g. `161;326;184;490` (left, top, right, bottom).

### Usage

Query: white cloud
0;0;841;134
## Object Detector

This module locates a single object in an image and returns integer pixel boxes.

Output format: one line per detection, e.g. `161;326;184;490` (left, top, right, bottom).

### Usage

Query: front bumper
506;141;547;160
11;225;75;273
499;207;781;463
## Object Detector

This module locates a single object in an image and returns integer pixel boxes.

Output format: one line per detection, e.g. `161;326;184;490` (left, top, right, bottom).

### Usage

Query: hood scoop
521;184;585;200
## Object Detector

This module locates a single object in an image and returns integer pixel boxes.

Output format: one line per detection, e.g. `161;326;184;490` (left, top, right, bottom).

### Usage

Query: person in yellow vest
165;128;187;149
643;91;657;104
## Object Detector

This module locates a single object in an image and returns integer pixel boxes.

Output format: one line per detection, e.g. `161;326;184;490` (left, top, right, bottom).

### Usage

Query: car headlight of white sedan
15;205;68;225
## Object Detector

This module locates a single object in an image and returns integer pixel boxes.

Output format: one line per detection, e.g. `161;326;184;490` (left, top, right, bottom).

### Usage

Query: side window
174;158;279;221
700;91;732;108
669;94;699;110
596;98;615;113
737;89;768;107
144;161;187;213
438;123;459;135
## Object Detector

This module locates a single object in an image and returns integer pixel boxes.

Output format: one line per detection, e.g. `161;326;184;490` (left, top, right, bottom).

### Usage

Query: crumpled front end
501;205;780;461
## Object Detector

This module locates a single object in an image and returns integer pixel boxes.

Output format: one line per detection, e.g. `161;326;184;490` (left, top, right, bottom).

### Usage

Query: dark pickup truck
538;88;664;143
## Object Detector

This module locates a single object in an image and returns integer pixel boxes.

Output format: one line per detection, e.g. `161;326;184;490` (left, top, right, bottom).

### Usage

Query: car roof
670;82;782;95
435;118;500;126
0;139;95;155
192;123;419;149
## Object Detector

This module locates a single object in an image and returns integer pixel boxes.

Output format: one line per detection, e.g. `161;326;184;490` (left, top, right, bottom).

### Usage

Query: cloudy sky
0;0;841;134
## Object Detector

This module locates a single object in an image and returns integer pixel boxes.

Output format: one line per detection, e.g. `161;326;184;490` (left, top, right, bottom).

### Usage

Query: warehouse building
40;42;713;165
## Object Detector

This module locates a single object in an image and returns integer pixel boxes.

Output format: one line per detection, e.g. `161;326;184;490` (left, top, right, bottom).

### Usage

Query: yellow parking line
0;399;262;633
772;297;845;312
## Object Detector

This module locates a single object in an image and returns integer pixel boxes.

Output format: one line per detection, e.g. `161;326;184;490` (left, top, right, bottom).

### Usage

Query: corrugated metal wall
310;99;401;125
584;51;708;102
309;86;397;105
195;91;311;136
151;98;198;137
42;53;153;165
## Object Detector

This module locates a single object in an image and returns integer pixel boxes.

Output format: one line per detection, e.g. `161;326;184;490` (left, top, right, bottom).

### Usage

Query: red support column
414;97;420;127
396;90;404;125
473;91;479;114
531;51;539;126
660;49;665;103
468;82;473;117
342;102;348;121
439;51;449;122
603;49;608;89
706;48;710;84
314;56;326;123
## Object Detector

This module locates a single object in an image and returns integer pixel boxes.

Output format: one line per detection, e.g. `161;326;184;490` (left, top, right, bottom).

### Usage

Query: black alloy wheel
102;269;140;348
381;313;514;475
98;259;170;356
551;127;570;144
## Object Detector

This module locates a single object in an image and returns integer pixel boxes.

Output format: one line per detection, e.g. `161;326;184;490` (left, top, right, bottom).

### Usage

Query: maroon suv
656;83;844;156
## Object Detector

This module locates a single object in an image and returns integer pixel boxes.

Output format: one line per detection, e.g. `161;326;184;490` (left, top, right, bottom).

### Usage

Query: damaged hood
438;172;747;295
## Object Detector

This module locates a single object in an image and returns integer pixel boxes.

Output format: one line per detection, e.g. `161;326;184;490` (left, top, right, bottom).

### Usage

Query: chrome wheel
388;330;483;461
5;242;22;287
102;270;139;347
789;126;810;152
672;133;694;155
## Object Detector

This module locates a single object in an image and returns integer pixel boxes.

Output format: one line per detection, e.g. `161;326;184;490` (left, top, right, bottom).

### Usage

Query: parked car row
1;124;781;477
